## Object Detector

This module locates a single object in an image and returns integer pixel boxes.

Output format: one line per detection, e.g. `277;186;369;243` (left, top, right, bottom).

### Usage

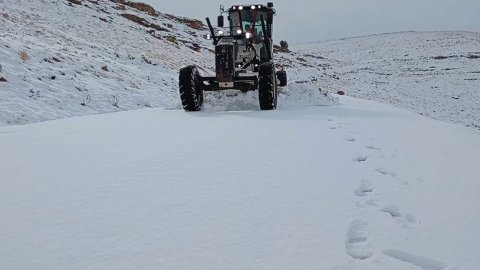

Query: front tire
179;65;203;111
258;62;277;110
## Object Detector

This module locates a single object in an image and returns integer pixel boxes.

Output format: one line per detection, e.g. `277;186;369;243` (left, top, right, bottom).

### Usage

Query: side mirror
217;15;224;28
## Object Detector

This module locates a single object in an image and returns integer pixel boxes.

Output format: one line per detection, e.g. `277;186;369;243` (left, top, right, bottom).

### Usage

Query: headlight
245;32;252;39
237;29;242;35
238;6;244;10
206;34;211;40
217;30;224;35
251;5;256;10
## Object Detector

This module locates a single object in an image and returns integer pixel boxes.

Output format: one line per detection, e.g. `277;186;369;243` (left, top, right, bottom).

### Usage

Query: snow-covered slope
291;31;480;129
1;96;480;270
0;0;211;125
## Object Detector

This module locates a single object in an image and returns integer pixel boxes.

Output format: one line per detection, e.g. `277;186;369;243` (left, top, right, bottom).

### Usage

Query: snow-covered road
1;97;480;270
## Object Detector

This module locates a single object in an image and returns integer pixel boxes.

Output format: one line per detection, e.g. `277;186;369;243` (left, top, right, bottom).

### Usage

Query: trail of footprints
350;144;417;260
327;121;417;260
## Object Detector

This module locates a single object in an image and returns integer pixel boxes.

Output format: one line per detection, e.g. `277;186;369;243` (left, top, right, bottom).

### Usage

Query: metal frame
199;74;258;92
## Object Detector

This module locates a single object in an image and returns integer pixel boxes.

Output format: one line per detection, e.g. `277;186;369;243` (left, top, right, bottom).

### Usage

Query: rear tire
258;62;277;110
179;65;203;111
276;70;287;87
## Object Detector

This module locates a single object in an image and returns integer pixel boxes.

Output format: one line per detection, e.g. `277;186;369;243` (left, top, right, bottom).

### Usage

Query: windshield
229;10;269;40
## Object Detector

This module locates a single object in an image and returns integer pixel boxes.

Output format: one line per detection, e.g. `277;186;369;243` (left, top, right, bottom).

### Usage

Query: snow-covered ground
292;31;480;129
1;1;480;269
1;96;480;270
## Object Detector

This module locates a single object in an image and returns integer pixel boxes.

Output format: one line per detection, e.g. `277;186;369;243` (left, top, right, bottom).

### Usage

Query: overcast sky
143;0;480;42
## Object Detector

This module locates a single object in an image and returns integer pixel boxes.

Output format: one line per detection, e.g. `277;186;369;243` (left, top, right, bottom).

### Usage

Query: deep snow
1;96;480;270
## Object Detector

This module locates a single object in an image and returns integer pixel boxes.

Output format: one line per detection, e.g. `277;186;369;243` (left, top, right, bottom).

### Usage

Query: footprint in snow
354;179;374;197
354;180;378;208
380;205;417;225
346;137;356;142
354;155;368;162
375;167;397;177
345;220;373;260
366;145;381;151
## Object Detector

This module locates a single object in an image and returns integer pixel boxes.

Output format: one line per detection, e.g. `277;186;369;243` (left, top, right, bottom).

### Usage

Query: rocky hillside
0;0;214;125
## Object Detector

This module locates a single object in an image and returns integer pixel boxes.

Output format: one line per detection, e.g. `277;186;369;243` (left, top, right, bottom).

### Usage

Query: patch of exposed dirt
111;0;158;16
121;14;170;32
163;14;206;30
67;0;82;5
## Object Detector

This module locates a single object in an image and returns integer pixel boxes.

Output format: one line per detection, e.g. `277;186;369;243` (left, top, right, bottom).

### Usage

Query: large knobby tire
179;65;203;111
276;70;287;87
258;62;277;110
